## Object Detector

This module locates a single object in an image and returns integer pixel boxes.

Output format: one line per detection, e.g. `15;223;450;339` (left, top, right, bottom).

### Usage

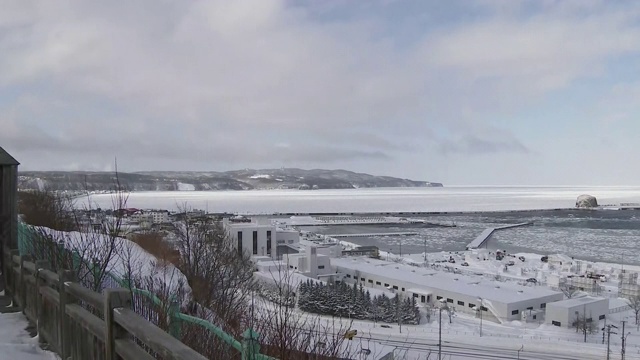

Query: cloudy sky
1;0;639;185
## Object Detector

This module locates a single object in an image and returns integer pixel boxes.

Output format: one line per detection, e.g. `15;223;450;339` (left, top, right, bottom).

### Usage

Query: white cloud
1;0;639;184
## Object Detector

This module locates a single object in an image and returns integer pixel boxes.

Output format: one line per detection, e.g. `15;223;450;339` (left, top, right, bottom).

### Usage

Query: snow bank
34;227;191;298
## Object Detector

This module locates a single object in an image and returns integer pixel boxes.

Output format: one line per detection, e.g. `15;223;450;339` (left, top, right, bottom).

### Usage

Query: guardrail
5;222;279;360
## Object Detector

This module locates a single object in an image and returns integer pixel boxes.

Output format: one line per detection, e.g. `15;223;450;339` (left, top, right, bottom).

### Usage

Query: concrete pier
466;222;533;249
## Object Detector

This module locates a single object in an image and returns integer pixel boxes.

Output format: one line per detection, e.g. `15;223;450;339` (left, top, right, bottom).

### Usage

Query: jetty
330;232;418;238
466;222;533;250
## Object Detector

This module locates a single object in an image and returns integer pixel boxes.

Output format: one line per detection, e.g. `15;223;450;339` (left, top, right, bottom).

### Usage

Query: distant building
332;257;564;323
223;217;301;260
545;296;608;328
342;246;379;258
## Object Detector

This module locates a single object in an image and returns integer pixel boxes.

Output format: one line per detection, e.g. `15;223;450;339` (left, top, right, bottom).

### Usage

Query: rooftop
0;147;19;166
332;257;562;304
546;296;607;309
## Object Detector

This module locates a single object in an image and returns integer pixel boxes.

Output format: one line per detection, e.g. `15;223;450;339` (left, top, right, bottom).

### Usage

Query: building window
447;298;453;303
318;265;325;269
368;280;373;283
512;310;519;315
437;296;443;301
393;285;398;290
540;303;546;309
599;314;605;320
266;231;272;255
421;295;426;303
552;321;561;327
481;306;487;311
533;315;537;320
468;303;476;309
413;294;418;298
237;232;243;255
457;301;464;306
376;281;381;285
252;231;258;255
384;283;389;287
361;277;365;281
401;287;405;291
527;307;533;310
346;274;351;278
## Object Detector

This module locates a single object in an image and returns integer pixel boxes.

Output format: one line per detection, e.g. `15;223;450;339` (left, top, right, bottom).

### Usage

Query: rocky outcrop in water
576;194;598;208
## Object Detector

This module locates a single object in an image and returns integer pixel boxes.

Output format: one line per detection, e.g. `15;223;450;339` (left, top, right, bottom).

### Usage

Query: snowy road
0;312;58;360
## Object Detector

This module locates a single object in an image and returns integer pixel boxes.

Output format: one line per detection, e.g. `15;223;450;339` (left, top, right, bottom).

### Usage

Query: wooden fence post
104;289;132;360
8;249;19;300
34;259;50;342
58;270;74;360
19;255;31;311
242;328;260;360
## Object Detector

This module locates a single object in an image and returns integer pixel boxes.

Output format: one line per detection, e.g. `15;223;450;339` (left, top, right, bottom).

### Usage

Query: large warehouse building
332;257;564;323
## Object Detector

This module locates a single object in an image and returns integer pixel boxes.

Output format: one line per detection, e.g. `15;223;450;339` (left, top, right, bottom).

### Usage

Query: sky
1;0;639;186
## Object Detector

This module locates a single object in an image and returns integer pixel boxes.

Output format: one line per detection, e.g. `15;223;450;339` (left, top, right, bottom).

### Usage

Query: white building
545;296;608;328
224;219;277;259
276;228;300;246
130;210;169;224
223;218;302;260
282;245;333;279
332;257;563;323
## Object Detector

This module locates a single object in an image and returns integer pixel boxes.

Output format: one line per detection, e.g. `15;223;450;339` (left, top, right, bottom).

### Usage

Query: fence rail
4;222;279;360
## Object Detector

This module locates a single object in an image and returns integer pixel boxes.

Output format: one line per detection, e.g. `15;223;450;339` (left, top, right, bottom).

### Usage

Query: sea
85;186;640;265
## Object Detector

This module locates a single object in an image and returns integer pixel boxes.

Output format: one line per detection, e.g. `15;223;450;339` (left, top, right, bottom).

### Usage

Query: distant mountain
18;168;443;191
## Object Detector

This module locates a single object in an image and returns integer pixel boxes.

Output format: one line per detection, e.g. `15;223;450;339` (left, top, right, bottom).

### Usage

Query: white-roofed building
545;296;608;328
331;257;563;323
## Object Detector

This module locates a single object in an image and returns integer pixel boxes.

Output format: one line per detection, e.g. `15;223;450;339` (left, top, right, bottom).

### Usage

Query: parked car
507;260;515;266
526;278;538;284
541;256;549;262
461;262;469;266
380;324;392;328
518;256;526;262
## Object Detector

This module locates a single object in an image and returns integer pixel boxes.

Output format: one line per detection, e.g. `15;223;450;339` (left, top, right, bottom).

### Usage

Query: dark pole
621;320;626;360
602;316;606;344
438;307;442;360
606;327;611;360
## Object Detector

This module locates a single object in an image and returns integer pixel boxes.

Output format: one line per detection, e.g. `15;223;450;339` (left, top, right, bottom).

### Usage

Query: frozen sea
85;186;640;264
85;186;640;214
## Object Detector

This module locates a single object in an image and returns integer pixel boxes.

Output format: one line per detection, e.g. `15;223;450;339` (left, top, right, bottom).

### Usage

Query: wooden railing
10;223;278;360
3;248;215;360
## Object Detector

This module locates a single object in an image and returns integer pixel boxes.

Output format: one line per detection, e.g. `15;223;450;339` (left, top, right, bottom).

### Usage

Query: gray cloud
1;0;640;184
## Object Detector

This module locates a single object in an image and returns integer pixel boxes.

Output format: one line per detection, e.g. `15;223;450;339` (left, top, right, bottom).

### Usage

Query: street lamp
476;297;484;337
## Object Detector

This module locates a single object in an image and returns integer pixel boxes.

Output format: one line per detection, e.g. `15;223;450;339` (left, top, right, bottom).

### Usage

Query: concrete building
223;218;303;260
545;296;608;328
619;271;640;299
282;245;333;279
224;219;277;259
332;257;563;323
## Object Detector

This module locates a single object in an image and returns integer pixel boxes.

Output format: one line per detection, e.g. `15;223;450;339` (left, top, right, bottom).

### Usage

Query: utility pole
604;324;618;360
602;316;606;344
438;307;443;360
621;320;627;360
424;238;427;265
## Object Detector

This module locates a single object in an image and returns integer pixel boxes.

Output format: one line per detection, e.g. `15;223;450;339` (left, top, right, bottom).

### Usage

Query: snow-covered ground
290;236;640;359
0;312;58;360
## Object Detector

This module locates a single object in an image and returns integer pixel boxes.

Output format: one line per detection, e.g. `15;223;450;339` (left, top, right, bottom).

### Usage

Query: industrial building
332;257;564;323
545;296;608;328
